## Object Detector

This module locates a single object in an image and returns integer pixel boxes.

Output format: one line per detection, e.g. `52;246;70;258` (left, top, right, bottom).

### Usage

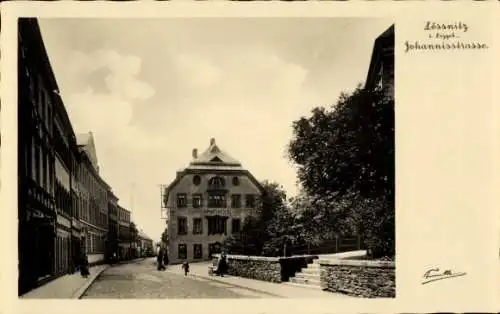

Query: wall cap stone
214;254;280;262
318;258;395;268
214;254;318;262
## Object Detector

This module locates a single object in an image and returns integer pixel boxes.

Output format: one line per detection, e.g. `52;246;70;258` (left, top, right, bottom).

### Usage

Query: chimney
210;138;216;146
192;148;198;159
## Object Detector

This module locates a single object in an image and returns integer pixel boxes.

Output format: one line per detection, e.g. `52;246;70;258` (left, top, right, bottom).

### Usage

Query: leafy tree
288;85;395;258
129;222;139;242
223;181;296;257
161;228;169;245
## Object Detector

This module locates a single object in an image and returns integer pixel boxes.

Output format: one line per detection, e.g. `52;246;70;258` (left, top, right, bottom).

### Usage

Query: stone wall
214;254;282;283
319;259;395;298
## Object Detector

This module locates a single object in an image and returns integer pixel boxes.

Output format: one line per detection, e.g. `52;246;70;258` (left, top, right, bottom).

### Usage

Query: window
176;193;187;208
245;195;256;208
177;217;187;235
178;244;187;259
232;219;241;234
208;194;226;208
193;218;203;235
208;176;225;189
192;194;203;208
193;244;202;259
193;175;201;186
231;194;241;208
232;177;240;186
207;216;227;235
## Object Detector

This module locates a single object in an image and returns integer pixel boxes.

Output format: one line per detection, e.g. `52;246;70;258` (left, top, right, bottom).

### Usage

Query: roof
188;138;242;170
76;132;100;172
164;138;264;196
138;230;152;241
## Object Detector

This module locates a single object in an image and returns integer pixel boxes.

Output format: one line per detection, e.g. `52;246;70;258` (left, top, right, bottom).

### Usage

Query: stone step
290;277;321;286
301;267;321;275
294;272;320;280
283;282;323;290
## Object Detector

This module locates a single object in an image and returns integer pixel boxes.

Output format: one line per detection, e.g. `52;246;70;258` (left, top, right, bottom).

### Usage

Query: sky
38;17;393;242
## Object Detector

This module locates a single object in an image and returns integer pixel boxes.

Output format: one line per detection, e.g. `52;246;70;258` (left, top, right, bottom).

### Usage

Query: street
82;258;278;299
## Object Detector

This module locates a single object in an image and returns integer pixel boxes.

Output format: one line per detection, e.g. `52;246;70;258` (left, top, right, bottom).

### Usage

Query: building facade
138;231;154;257
365;24;395;97
107;190;119;262
164;138;264;264
117;205;132;260
76;132;110;265
18;18;58;295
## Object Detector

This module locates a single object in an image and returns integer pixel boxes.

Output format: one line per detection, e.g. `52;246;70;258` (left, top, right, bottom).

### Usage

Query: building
107;190;119;262
18;18;59;295
117;205;132;260
137;231;154;257
365;24;395;98
163;138;264;264
76;132;110;265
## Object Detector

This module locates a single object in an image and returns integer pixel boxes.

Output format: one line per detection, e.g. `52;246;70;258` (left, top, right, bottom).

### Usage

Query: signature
422;268;466;285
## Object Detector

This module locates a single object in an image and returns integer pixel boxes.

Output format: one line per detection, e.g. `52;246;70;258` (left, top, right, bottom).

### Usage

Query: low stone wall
213;254;318;283
214;254;282;283
319;259;395;298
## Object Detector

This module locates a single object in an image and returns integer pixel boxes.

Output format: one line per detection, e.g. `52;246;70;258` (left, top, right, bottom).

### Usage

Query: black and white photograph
16;16;395;299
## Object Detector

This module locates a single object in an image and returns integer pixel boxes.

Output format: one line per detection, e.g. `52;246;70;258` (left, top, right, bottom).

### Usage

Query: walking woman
157;247;165;271
216;251;228;277
79;252;90;278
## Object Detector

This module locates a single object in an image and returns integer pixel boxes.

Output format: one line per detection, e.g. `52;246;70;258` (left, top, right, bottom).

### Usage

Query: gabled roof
189;138;242;169
76;131;99;173
138;230;152;241
164;138;264;196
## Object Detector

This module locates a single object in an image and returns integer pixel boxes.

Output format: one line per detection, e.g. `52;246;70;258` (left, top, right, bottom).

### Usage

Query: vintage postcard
0;1;499;314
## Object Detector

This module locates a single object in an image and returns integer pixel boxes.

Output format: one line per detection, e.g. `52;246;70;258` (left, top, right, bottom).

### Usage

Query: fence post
335;235;339;253
357;235;361;250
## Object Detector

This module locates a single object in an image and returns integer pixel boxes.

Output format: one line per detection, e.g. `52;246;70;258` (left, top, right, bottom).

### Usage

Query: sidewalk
181;262;352;299
21;265;109;299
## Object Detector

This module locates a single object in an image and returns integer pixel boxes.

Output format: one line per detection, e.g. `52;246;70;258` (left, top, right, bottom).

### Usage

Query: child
182;260;190;276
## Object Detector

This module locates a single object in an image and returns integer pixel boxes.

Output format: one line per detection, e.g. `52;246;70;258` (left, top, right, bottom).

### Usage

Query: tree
288;85;395;258
161;228;169;245
223;181;296;257
129;222;139;242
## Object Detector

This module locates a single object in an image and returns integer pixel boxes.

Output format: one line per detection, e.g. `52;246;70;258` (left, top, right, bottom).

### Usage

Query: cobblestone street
82;258;277;298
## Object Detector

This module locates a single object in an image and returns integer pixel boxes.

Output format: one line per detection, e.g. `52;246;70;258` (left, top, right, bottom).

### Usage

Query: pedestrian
182;260;189;276
216;251;228;277
157;247;165;271
162;249;169;268
79;252;90;278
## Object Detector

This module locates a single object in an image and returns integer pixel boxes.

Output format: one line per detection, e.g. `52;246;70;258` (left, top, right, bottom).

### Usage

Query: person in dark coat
182;260;189;276
162;250;169;267
157;247;165;271
80;253;90;278
216;251;228;277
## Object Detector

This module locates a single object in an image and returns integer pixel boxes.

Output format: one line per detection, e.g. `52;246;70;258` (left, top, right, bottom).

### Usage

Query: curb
189;273;283;298
72;266;110;299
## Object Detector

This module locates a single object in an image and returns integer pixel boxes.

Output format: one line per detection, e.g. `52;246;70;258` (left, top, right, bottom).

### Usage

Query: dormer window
208;176;225;189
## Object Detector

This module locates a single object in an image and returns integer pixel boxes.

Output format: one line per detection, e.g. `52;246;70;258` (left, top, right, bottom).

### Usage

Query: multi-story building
163;138;264;264
18;18;58;295
117;205;132;260
52;77;79;277
365;24;395;98
138;231;154;257
107;190;119;262
76;132;110;265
